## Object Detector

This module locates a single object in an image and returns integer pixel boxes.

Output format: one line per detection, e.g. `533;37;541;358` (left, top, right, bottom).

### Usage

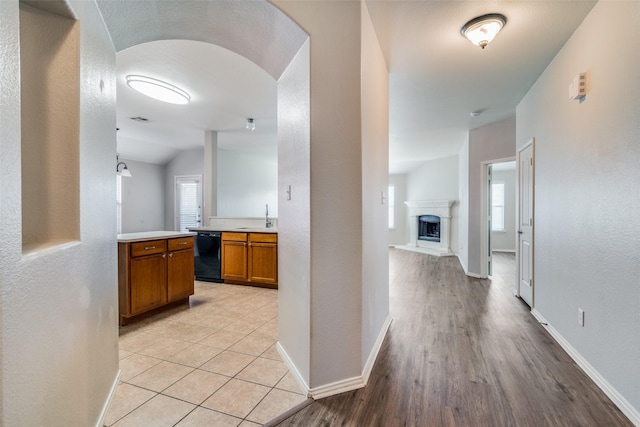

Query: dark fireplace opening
418;215;440;242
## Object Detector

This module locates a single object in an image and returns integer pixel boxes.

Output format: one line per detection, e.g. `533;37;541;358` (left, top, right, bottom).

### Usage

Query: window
116;175;122;234
175;176;202;232
491;182;505;231
388;185;395;229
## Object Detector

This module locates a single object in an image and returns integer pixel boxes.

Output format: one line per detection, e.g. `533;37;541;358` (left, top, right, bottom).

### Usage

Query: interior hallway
277;249;631;426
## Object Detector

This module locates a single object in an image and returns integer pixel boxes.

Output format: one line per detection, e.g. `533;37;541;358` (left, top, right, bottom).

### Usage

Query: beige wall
516;2;640;421
0;0;119;425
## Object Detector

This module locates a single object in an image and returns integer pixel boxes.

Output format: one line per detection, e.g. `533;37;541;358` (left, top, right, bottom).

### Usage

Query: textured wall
516;1;640;417
217;148;278;217
0;0;119;425
360;0;390;370
120;159;166;233
406;155;459;254
467;117;516;275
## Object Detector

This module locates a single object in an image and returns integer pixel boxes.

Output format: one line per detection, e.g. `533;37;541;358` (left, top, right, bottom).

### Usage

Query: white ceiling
116;40;277;164
114;1;596;172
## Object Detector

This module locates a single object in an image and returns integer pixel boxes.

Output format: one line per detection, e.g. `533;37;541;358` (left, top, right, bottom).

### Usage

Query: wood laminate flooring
277;250;631;427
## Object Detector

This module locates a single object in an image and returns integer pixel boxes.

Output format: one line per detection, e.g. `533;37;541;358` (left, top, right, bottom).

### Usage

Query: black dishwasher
194;232;223;282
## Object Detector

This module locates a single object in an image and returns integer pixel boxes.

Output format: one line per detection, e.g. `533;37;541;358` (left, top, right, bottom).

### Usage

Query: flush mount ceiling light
461;13;507;49
246;118;255;131
126;75;191;105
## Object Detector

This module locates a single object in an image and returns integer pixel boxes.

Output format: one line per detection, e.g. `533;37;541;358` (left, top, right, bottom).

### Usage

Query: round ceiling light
126;75;191;105
461;14;507;49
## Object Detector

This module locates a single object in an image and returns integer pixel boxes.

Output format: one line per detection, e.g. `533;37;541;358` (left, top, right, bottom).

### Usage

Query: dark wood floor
277;249;631;427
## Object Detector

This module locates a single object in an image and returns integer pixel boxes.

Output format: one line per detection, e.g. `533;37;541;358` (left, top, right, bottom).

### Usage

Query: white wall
516;1;640;421
164;148;204;230
491;168;516;252
467;117;516;275
388;174;407;245
360;0;390;372
120;159;165;233
277;39;312;387
405;155;459;253
0;0;119;425
217;148;278;217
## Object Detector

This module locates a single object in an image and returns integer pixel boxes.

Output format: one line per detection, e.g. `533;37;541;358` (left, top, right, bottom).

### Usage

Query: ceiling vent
129;116;149;122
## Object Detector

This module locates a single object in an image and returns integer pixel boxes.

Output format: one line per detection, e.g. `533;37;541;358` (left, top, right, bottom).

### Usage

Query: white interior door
517;141;534;307
175;175;203;232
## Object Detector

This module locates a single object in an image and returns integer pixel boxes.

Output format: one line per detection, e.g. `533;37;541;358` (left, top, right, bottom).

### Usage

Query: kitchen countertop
189;226;278;233
117;231;196;243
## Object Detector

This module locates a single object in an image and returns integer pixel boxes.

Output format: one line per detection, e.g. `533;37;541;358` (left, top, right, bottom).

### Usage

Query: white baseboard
530;309;639;426
456;255;483;278
276;316;393;401
276;342;311;398
362;315;392;384
492;249;516;253
96;369;121;427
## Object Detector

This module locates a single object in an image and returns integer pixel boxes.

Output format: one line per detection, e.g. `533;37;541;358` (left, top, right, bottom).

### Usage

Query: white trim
362;315;392;384
530;310;640;426
276;342;311;398
95;369;121;427
276;316;392;401
465;271;484;279
308;376;366;400
457;255;483;278
457;254;468;274
492;249;516;253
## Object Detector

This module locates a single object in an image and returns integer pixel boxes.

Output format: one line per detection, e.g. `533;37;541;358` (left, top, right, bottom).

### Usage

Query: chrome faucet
265;204;273;228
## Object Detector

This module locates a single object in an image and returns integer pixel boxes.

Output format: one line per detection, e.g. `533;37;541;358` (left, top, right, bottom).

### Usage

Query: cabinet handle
162;254;166;258
144;246;156;250
178;242;187;245
169;253;173;258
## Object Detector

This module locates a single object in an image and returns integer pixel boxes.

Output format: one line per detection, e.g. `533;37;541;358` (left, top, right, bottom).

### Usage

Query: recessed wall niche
20;1;80;253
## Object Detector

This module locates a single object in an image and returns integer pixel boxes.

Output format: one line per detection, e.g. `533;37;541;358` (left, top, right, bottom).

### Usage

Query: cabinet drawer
249;233;277;243
131;240;167;257
222;232;247;242
168;236;193;251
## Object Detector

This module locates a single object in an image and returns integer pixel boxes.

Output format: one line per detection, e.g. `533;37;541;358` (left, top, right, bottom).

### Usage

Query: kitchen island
117;231;195;325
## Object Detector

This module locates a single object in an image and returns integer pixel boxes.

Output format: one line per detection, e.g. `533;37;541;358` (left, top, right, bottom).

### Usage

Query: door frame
515;139;535;303
174;174;203;232
480;156;515;279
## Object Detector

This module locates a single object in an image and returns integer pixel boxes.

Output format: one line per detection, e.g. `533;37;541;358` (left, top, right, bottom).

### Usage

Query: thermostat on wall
569;72;588;100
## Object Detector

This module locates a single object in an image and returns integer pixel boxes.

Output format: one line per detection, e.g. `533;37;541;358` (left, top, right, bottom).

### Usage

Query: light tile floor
105;282;307;426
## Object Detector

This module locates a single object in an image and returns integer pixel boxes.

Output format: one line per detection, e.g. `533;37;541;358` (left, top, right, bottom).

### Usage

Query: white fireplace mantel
399;200;456;257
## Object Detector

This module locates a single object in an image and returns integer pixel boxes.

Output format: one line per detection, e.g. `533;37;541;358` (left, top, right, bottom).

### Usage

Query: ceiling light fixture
126;75;191;105
461;13;507;49
246;118;255;131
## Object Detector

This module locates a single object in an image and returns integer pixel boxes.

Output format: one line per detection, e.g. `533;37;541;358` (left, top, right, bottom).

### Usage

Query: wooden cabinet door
222;240;248;281
167;249;194;302
130;254;167;315
248;242;278;284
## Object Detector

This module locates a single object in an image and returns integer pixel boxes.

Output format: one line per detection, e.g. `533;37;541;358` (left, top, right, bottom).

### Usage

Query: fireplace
401;200;455;257
418;215;440;242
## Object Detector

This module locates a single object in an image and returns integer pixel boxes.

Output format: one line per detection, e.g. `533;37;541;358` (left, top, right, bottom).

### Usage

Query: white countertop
188;226;278;233
117;231;196;243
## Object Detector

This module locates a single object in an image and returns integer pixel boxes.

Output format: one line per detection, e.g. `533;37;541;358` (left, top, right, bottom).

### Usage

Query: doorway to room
482;159;516;280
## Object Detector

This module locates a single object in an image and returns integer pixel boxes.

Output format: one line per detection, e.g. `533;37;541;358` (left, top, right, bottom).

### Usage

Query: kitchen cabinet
221;232;277;288
118;235;194;325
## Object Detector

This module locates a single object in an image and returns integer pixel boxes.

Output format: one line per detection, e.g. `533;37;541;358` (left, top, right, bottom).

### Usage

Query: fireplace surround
400;200;455;256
